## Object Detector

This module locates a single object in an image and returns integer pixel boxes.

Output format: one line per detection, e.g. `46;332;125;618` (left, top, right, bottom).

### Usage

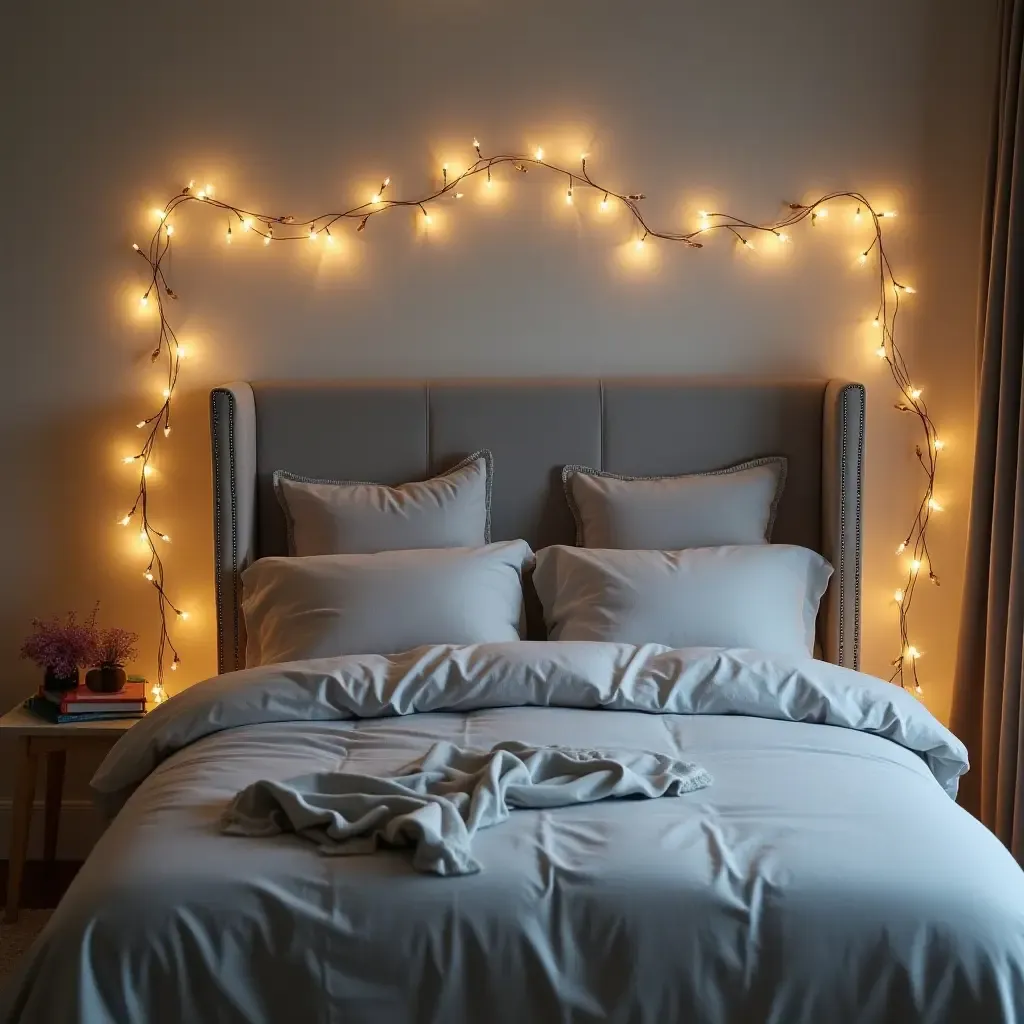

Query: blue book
24;696;146;725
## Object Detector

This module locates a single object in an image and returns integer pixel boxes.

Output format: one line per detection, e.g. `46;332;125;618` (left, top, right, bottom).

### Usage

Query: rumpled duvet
3;641;1024;1024
221;741;713;874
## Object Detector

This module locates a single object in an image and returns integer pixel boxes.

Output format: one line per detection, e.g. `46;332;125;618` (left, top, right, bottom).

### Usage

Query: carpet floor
0;909;52;982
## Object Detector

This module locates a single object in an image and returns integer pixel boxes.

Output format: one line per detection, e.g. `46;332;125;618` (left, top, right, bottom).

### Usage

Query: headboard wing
211;378;864;674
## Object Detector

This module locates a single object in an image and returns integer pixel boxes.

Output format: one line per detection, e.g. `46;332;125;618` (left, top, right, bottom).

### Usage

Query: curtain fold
951;0;1024;856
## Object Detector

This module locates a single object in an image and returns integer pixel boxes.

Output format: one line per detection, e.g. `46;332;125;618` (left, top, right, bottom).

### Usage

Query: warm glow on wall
125;137;936;695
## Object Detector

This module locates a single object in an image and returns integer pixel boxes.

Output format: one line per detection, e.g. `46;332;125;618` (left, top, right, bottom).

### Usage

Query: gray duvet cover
3;642;1023;1024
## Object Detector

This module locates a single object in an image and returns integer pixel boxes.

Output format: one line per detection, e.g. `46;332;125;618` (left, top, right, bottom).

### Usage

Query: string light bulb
933;438;945;451
858;251;868;264
875;346;887;359
118;514;131;526
162;387;171;399
177;610;189;621
132;243;140;251
142;464;153;477
879;211;898;218
906;645;921;660
309;225;318;241
226;224;232;244
164;224;174;237
153;209;166;221
894;589;904;603
776;231;790;243
928;498;943;511
140;294;149;308
872;317;881;329
264;228;272;246
160;533;171;542
600;193;609;211
910;559;922;574
816;207;829;218
242;218;252;232
896;542;907;555
534;147;544;160
123;455;137;464
854;207;863;223
910;388;922;400
204;184;214;197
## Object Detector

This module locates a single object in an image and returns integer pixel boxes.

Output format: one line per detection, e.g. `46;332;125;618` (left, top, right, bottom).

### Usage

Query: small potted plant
20;608;98;694
86;627;140;693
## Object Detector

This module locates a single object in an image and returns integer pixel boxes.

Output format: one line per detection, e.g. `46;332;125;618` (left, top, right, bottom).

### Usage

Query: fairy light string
128;141;938;696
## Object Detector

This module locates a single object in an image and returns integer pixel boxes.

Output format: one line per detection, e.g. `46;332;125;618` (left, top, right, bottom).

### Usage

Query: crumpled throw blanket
221;740;712;875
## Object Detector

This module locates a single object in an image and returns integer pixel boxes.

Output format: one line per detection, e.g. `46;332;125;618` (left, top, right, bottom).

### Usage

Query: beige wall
0;0;995;838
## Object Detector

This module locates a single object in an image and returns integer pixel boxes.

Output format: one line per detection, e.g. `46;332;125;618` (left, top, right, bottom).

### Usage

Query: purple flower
94;627;139;668
20;605;99;678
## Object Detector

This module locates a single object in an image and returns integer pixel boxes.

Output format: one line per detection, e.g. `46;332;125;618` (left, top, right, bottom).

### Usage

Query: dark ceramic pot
85;665;127;694
43;666;79;693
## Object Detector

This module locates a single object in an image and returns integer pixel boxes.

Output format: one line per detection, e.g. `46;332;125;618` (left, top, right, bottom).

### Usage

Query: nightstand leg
43;750;66;861
6;737;38;924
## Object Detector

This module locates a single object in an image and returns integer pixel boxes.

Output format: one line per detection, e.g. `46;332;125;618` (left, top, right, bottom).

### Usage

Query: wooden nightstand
1;704;139;922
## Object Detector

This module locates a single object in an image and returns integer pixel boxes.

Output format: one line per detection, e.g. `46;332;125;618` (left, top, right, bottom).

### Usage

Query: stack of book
25;677;148;724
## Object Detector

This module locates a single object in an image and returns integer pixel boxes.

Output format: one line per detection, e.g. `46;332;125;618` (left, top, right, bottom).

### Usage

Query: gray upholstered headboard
210;378;864;675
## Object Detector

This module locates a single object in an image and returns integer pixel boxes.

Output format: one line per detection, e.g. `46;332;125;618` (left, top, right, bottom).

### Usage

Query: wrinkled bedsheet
3;642;1023;1024
221;740;713;875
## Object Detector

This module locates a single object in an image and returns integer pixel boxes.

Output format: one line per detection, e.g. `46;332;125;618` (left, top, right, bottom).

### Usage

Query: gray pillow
274;450;492;557
533;544;832;658
562;457;787;550
242;540;534;667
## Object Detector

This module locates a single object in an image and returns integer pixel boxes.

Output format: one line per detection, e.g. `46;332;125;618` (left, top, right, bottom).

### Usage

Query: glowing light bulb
136;420;146;429
383;177;391;188
896;542;907;555
880;211;898;218
566;188;573;204
776;232;790;243
910;559;922;574
635;237;646;251
423;213;433;225
164;425;171;437
872;318;881;328
906;646;921;660
875;346;887;359
132;243;140;251
143;464;153;477
894;589;904;603
178;610;190;621
858;252;868;264
161;533;171;542
225;226;232;244
910;388;922;400
140;294;149;308
264;234;272;246
600;194;609;211
153;209;166;221
165;224;174;236
698;210;709;219
309;226;318;241
928;499;943;512
139;529;147;542
177;345;189;359
473;138;480;149
325;230;336;245
162;387;171;399
854;208;863;223
486;177;493;189
933;439;945;451
144;571;154;581
169;661;178;673
454;192;464;199
196;189;206;200
238;218;250;232
118;515;131;526
741;238;754;249
816;207;829;218
123;456;136;464
204;184;214;197
371;193;382;204
534;147;544;160
903;285;916;294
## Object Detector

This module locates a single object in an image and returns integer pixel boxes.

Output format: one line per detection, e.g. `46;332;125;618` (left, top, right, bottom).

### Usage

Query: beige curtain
951;0;1024;855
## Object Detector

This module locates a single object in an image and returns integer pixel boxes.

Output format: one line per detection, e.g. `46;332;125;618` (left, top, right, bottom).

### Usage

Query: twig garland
127;142;938;698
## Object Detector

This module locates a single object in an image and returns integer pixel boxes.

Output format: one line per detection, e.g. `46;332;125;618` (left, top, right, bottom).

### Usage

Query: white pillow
533;544;832;657
242;540;534;667
562;458;786;550
274;451;492;557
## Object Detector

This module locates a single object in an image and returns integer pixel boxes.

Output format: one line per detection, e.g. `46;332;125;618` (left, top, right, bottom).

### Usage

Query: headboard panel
211;378;864;675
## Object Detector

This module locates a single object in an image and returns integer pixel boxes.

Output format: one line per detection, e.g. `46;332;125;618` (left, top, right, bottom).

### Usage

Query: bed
4;378;1024;1024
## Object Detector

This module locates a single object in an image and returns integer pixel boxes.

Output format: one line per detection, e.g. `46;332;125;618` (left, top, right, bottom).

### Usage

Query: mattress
3;642;1023;1024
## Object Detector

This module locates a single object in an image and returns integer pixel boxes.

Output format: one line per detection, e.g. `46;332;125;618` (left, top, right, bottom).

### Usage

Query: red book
56;680;148;714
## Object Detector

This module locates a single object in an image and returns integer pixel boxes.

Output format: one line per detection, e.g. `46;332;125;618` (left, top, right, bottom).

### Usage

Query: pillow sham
533;544;831;657
274;450;493;557
562;457;787;550
241;540;534;667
